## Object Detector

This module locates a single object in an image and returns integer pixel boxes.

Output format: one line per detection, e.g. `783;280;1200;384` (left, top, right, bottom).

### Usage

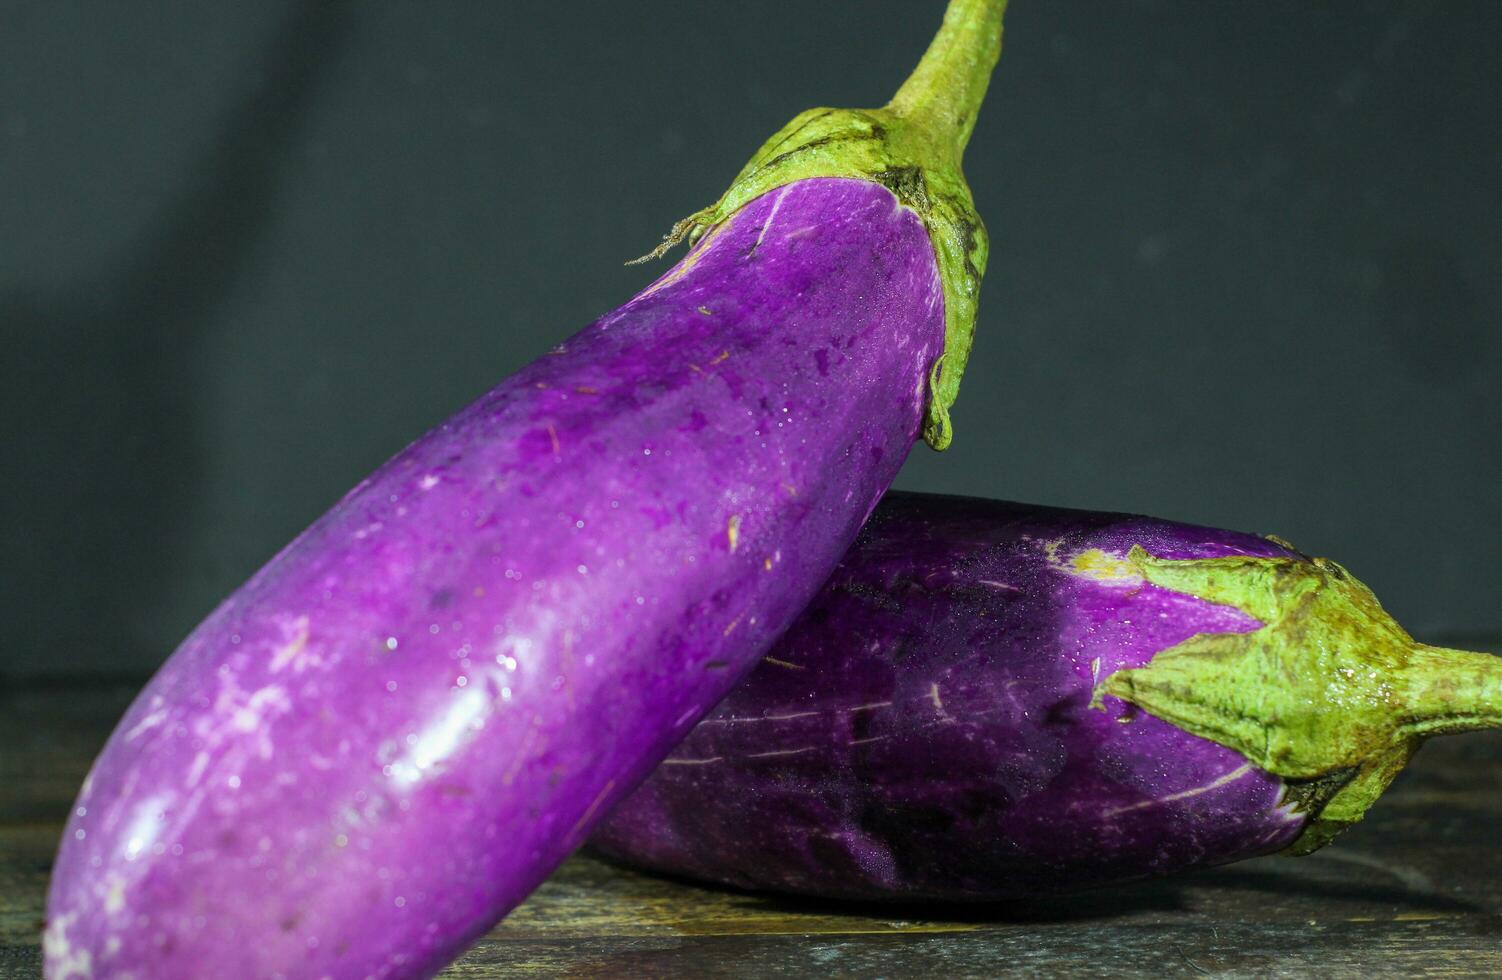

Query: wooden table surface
5;648;1501;979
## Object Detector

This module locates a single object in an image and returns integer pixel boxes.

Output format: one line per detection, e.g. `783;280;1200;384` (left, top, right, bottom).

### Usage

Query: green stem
1400;644;1502;737
885;0;1008;165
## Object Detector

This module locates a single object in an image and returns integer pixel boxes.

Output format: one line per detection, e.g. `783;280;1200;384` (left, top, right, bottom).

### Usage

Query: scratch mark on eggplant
570;778;616;837
701;710;821;725
750;186;790;255
744;746;817;760
501;722;542;788
1103;763;1254;818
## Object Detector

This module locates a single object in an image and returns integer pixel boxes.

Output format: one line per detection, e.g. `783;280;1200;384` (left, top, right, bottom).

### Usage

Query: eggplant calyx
630;0;1008;451
1098;545;1502;854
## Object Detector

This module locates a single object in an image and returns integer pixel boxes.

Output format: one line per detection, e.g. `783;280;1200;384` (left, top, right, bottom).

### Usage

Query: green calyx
631;0;1007;450
1096;544;1502;855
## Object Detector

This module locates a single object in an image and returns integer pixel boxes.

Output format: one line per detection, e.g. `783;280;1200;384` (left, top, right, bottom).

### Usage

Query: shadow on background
1;2;349;674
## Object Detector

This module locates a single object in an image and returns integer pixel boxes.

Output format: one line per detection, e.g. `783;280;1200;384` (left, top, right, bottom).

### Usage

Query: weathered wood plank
451;920;1502;979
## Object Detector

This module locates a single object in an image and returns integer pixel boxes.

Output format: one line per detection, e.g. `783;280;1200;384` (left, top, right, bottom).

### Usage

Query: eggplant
43;3;1007;977
593;492;1502;901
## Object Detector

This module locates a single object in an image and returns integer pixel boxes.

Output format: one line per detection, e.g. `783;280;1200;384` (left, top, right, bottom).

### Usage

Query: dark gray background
3;1;1497;679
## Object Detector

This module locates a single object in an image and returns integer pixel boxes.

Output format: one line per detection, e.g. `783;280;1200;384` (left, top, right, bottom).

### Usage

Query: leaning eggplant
593;492;1502;901
44;3;1007;977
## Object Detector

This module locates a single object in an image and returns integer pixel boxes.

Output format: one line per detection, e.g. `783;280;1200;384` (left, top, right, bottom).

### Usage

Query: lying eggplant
44;3;1007;977
593;492;1502;901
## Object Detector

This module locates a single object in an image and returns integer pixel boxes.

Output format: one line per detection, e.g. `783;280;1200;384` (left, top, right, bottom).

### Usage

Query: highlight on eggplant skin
592;492;1502;902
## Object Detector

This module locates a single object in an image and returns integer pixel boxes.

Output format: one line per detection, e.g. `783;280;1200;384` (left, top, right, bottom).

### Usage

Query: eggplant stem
1400;643;1502;737
885;0;1008;165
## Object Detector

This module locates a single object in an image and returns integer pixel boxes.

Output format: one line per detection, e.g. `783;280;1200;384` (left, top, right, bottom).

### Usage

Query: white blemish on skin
979;580;1021;592
268;615;315;673
848;701;893;714
352;521;384;540
229;686;292;743
928;682;954;723
44;913;92;979
662;756;724;766
186;751;210;787
419;473;441;490
103;874;126;914
201;676;293;761
239;687;287;729
1103;764;1254;818
848;734;892;746
122;709;169;742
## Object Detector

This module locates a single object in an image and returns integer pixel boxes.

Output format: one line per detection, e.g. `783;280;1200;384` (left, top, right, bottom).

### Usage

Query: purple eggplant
44;3;1008;977
593;492;1502;901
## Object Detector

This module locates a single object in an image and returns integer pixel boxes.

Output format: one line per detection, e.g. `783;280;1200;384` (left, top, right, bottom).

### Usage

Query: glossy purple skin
45;179;944;979
592;493;1309;901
